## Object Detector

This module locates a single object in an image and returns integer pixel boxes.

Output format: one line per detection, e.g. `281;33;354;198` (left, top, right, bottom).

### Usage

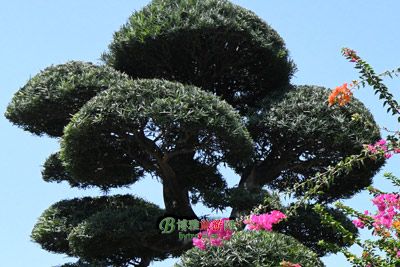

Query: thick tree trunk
230;157;288;218
162;180;197;218
230;166;259;219
135;131;197;218
159;159;197;218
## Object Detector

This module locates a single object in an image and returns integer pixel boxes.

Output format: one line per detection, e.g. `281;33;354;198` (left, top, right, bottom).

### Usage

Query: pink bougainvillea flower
244;210;286;231
385;153;392;159
207;218;233;240
209;237;223;247
377;139;387;146
365;139;398;159
370;193;400;230
192;237;206;250
352;218;365;229
192;218;233;250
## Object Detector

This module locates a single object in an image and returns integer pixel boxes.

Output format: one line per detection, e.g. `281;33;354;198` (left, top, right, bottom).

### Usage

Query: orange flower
393;221;400;232
328;83;353;107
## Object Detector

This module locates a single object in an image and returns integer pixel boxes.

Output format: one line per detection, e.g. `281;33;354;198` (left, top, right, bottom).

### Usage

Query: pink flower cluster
366;139;400;159
192;211;287;250
352;193;400;232
371;193;400;229
192;218;233;250
244;210;287;231
192;211;301;265
352;218;365;229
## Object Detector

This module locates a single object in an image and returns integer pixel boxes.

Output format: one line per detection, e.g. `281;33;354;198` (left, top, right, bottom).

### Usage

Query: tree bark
135;130;197;218
230;156;288;218
159;158;197;218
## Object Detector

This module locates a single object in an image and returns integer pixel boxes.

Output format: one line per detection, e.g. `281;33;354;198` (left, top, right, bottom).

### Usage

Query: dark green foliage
42;152;81;187
68;204;170;265
237;199;357;257
32;196;106;255
5;61;129;137
227;187;274;214
248;85;383;201
60;79;253;189
177;231;324;267
31;195;172;266
42;153;69;184
103;0;295;113
171;157;229;210
275;205;358;257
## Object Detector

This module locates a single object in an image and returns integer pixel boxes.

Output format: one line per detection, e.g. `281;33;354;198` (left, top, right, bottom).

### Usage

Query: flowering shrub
313;48;400;266
192;211;286;250
189;211;304;266
192;218;233;250
316;180;400;267
178;231;323;267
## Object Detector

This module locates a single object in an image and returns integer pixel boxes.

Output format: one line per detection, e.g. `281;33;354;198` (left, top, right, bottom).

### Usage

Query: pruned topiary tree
5;0;384;266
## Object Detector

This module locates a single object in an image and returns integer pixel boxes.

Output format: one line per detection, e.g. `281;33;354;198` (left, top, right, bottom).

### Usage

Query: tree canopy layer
103;0;295;113
240;85;383;201
60;79;253;188
5;0;385;266
31;195;179;266
5;62;128;137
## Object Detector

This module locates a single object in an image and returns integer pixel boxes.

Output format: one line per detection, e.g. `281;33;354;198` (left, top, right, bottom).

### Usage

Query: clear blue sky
1;1;400;266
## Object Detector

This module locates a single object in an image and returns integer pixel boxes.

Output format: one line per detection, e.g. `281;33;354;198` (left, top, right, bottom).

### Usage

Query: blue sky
1;1;400;266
